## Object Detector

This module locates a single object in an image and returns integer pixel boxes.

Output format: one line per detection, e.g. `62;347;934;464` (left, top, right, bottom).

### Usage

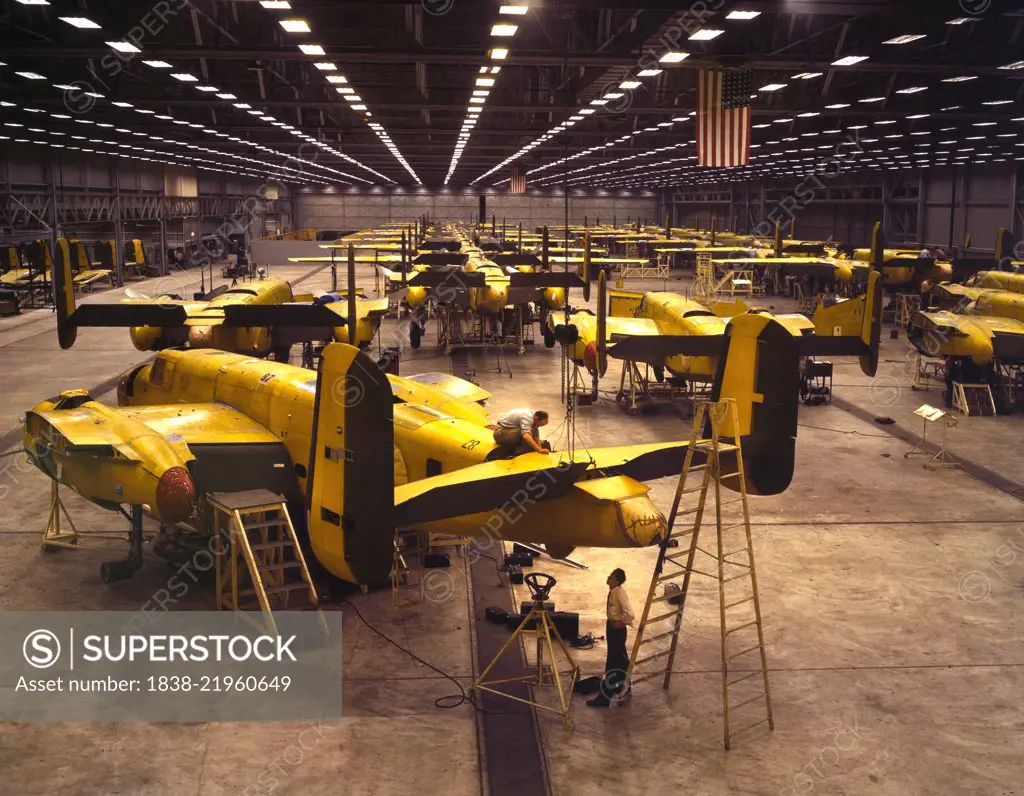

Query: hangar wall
294;188;659;233
668;163;1024;256
0;144;293;273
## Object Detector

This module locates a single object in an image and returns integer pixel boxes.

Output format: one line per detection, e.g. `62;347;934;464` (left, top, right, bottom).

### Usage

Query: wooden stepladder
208;490;325;637
627;399;774;749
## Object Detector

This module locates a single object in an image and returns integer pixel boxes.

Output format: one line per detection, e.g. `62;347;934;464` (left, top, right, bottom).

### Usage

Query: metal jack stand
41;481;145;583
473;573;580;730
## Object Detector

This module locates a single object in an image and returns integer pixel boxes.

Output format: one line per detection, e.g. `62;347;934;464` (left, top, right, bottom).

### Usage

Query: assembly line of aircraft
20;214;1023;596
18;218;893;591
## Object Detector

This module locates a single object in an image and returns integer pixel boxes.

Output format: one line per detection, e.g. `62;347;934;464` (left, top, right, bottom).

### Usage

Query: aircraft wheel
410;323;422;349
100;560;137;583
653;366;665;383
543;329;556;349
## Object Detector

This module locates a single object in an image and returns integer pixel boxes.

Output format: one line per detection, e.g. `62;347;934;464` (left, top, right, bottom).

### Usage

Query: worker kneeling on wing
493;408;550;455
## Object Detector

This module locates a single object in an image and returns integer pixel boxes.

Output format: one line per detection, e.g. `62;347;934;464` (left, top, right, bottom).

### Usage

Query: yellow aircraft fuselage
112;349;665;576
847;248;953;289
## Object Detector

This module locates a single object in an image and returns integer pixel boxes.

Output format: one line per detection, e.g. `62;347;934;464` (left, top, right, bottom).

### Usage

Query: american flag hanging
697;69;753;168
510;164;527;194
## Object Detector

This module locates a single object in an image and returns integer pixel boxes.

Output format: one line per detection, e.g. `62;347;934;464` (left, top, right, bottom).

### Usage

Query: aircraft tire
653;365;665;383
543;328;556;348
410;323;422;349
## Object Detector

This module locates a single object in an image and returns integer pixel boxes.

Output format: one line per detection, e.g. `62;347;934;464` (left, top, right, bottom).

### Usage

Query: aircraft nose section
618;494;667;546
156;466;195;523
188;326;215;348
582;341;608;377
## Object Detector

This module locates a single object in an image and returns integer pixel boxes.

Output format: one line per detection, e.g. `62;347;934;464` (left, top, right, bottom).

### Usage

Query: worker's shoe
586;695;611;708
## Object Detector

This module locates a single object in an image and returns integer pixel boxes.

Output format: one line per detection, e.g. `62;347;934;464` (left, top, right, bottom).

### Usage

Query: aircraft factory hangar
2;0;1024;793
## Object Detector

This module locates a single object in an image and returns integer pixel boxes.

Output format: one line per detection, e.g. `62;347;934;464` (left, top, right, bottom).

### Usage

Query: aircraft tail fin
306;343;395;587
54;239;78;349
810;269;882;377
710;314;800;496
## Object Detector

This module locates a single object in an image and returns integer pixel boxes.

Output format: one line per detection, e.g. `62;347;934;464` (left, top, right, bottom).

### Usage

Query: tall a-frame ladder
627;399;774;750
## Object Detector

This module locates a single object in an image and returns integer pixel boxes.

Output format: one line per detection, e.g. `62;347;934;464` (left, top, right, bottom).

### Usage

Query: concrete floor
0;266;1022;795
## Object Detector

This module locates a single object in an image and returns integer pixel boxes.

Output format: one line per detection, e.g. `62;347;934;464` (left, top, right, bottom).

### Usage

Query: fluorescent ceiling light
142;60;172;68
15;71;45;79
299;44;325;55
106;41;141;53
620;80;641;89
794;72;823;79
896;86;927;94
637;69;663;77
946;17;979;25
476;77;495;87
279;19;311;33
491;24;518;36
15;0;49;5
983;100;1012;105
499;4;529;14
943;75;978;82
884;34;925;44
832;55;868;66
196;85;219;92
59;16;100;28
999;61;1024;71
604;92;624;99
759;83;786;92
490;48;509;60
234;102;251;108
352;105;367;111
689;30;722;41
315;62;337;71
825;103;850;109
336;87;354;94
112;101;133;108
260;1;291;7
344;94;361;102
727;10;760;20
327;75;347;84
660;52;690;63
469;97;485;104
216;93;237;99
172;73;198;82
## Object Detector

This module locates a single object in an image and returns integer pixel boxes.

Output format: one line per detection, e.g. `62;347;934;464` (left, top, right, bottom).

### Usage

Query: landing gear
410;322;423;350
543;327;556;348
100;505;144;583
653;365;665;383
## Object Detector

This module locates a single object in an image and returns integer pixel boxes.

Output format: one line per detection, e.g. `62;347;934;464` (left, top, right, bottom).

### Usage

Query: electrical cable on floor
336;591;518;715
337;597;473;709
797;422;894;439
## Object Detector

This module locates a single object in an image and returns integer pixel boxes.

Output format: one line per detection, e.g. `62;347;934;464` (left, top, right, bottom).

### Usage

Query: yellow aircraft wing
400;372;492;404
119;404;282;445
30;402;280;448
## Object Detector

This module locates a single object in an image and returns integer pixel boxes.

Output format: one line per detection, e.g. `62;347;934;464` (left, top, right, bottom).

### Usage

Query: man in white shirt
492;409;550;455
587;567;635;707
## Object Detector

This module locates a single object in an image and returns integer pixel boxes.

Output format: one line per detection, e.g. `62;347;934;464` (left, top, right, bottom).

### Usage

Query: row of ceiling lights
0;100;333;184
9;0;398;184
443;4;527;185
263;1;422;183
471;7;766;187
558;10;1023;190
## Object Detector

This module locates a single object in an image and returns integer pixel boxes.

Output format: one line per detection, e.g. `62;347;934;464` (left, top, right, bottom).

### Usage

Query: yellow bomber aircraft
54;258;388;359
910;271;1024;376
24;281;881;586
